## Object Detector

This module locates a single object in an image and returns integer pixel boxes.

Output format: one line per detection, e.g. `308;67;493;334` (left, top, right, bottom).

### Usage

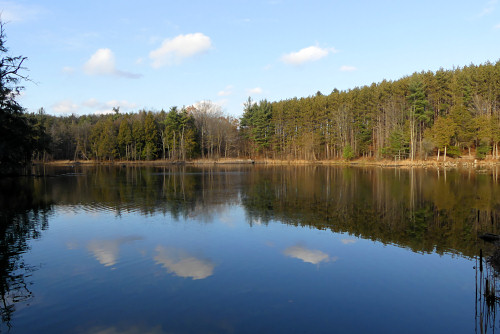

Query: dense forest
3;16;500;172
25;60;500;164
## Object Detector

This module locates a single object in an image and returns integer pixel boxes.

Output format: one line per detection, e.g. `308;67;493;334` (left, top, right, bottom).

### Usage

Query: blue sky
4;0;500;118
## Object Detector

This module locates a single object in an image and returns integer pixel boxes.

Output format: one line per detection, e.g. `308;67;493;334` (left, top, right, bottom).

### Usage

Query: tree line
3;13;500;172
241;60;500;161
31;101;240;162
36;60;500;163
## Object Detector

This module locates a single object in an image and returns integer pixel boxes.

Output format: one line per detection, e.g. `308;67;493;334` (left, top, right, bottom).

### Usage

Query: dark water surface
1;165;500;333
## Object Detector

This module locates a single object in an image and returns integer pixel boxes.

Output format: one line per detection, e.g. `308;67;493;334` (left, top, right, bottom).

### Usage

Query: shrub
476;144;491;160
343;144;355;160
445;146;461;158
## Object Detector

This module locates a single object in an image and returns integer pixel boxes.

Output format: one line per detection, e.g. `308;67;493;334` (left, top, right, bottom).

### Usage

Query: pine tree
0;22;41;174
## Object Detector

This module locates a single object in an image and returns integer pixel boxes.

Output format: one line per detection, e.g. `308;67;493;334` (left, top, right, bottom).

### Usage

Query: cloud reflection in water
154;246;215;280
283;245;336;264
87;236;143;267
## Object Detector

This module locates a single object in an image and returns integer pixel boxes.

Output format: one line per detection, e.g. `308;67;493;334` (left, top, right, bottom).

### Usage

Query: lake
1;165;499;333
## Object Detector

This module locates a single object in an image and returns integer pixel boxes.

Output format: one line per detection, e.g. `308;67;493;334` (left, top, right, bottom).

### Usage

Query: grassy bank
39;156;500;169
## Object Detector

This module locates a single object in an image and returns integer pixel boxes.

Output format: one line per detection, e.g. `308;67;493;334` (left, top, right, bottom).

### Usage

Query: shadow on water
0;177;52;332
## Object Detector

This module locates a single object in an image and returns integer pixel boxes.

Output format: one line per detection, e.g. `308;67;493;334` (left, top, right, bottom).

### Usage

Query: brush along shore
39;156;500;169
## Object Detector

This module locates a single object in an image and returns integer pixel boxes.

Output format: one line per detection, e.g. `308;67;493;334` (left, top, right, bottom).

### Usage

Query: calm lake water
1;165;500;333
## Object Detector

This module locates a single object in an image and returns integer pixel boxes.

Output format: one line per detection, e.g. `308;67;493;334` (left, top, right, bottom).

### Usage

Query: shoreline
37;156;500;169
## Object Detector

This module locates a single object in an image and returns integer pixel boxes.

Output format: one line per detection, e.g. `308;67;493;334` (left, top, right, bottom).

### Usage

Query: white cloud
52;99;79;114
283;245;336;265
281;46;336;66
495;23;500;29
218;85;233;96
84;48;141;79
62;66;75;75
215;99;229;107
477;0;497;17
154;246;215;280
247;87;263;95
341;238;357;244
149;33;212;68
217;90;231;97
83;98;100;108
0;1;44;22
84;49;115;75
94;109;116;115
105;100;138;110
340;65;357;72
192;100;223;115
82;98;138;114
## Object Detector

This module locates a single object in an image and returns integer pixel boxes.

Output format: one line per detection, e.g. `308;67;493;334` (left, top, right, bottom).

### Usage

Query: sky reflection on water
1;166;499;333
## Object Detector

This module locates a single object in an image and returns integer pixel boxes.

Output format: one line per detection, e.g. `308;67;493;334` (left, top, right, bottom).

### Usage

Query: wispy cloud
52;99;79;114
61;66;75;75
341;238;357;244
218;85;233;96
494;23;500;29
82;98;138;114
0;1;45;22
283;245;337;265
215;99;229;108
149;33;212;68
82;98;100;108
340;65;357;72
281;45;337;66
84;48;142;79
476;0;498;17
247;87;263;95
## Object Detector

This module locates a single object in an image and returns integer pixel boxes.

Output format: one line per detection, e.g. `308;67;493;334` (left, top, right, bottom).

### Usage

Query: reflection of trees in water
3;165;500;330
0;177;52;331
27;165;500;258
38;165;243;220
32;165;500;258
241;166;500;258
476;248;500;333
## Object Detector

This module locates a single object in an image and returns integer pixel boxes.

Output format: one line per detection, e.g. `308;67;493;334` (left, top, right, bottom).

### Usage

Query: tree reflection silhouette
28;165;500;258
0;177;51;331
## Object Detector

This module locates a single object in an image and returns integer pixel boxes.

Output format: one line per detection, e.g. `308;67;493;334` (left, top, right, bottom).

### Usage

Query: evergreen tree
132;117;145;160
117;117;133;159
427;116;456;161
0;22;41;174
143;111;158;160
